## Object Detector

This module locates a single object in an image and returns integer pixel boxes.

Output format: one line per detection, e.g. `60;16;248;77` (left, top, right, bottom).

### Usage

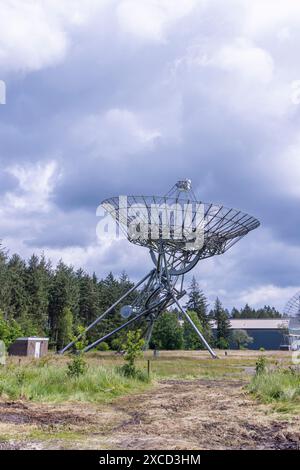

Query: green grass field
0;350;299;450
1;350;298;411
0;361;149;403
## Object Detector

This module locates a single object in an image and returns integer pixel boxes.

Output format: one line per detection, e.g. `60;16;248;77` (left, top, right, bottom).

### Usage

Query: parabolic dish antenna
60;179;260;358
102;185;259;275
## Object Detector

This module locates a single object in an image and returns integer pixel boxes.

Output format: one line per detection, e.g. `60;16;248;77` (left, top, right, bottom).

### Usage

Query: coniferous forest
0;246;282;351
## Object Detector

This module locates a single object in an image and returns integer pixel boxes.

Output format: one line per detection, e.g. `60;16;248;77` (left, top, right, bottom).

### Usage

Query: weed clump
249;358;300;411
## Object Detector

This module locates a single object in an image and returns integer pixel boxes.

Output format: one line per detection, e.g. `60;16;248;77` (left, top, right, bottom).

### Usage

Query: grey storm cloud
1;0;300;309
0;170;18;194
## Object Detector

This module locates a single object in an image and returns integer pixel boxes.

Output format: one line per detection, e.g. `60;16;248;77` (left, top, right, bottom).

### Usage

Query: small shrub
111;338;123;351
97;342;110;351
67;326;87;378
118;364;149;382
118;330;146;380
255;356;267;375
15;368;26;386
0;311;23;348
218;338;229;350
67;354;87;378
259;347;265;352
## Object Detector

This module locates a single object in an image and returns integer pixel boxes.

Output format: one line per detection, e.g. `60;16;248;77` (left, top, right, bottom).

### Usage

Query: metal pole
172;295;218;359
143;319;155;350
83;307;151;352
59;269;155;354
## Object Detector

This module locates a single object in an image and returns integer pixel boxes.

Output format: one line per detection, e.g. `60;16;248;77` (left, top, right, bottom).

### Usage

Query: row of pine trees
0;246;281;350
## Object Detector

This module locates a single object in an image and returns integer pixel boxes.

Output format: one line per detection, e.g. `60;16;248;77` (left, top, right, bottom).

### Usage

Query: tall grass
0;364;149;403
249;369;300;405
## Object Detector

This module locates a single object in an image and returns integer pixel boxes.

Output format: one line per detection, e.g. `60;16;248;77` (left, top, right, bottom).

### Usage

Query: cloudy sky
1;0;300;311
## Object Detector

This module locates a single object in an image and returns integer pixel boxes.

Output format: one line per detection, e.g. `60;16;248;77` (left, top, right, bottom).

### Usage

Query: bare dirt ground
0;377;300;450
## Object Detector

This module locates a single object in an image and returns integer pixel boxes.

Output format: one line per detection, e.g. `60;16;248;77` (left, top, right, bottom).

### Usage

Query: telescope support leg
59;269;155;354
143;319;155;351
83;307;154;352
172;295;218;359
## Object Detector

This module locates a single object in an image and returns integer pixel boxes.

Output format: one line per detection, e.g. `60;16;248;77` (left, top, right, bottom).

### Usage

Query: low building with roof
8;337;49;358
211;319;289;350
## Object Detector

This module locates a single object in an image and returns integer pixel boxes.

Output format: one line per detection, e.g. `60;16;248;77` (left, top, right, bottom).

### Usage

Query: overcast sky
1;0;300;311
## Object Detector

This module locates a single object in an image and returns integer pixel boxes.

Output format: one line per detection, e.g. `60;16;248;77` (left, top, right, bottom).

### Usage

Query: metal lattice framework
284;292;300;350
60;180;260;358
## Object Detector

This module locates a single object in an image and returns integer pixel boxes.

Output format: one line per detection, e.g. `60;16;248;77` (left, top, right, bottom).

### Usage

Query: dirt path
0;379;300;450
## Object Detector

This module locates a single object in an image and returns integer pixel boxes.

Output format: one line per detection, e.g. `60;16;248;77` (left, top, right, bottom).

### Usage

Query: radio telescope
60;180;260;358
284;292;300;351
